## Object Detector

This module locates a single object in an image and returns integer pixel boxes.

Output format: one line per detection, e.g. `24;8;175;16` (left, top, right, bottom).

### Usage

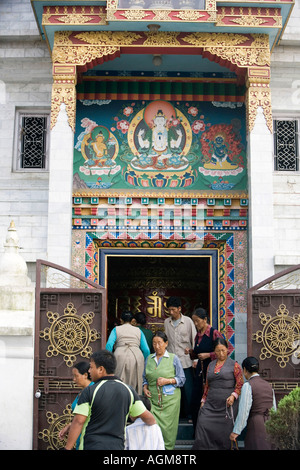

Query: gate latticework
33;260;106;450
248;265;300;403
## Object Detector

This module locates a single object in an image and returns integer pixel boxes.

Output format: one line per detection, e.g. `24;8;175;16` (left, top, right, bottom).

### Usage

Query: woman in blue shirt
106;311;150;394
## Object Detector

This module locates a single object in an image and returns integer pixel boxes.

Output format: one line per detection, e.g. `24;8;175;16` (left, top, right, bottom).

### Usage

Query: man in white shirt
229;356;276;450
164;296;196;420
125;396;165;450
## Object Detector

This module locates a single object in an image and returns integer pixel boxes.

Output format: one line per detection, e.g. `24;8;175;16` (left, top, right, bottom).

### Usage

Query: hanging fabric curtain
77;80;245;102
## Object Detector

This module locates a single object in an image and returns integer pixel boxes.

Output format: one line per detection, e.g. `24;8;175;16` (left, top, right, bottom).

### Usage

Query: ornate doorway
33;260;106;450
106;254;210;334
98;248;220;335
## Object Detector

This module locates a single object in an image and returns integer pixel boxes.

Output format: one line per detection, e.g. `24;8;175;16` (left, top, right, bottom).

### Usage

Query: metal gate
33;260;106;450
248;265;300;403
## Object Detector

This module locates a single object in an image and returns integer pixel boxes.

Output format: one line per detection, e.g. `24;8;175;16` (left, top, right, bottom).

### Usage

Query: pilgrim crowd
60;297;276;451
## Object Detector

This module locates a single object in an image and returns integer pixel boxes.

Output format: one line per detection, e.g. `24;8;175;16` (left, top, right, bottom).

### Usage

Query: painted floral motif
191;119;206;134
123;106;134;117
188;106;198;117
116;119;130;133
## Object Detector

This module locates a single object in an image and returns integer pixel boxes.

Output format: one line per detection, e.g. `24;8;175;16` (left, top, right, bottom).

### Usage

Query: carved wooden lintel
50;31;271;133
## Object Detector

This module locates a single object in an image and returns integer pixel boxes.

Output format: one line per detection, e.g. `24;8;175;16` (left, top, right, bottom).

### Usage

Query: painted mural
73;99;246;194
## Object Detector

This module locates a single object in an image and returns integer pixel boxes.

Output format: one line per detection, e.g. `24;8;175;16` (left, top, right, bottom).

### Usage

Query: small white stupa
0;221;35;451
0;220;32;287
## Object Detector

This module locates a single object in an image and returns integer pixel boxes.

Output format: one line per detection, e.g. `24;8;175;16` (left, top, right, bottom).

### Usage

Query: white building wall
270;0;300;274
0;1;52;447
247;108;275;287
0;0;52;277
47;104;74;269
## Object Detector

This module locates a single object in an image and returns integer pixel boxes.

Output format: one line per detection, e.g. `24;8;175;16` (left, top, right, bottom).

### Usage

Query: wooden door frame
99;248;219;330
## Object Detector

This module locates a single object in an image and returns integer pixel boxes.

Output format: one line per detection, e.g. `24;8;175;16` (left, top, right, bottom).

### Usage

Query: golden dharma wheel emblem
38;405;73;450
252;304;300;368
40;302;100;367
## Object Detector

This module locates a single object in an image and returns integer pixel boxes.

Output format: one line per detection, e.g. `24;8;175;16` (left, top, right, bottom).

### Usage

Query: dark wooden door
106;254;211;335
33;260;106;450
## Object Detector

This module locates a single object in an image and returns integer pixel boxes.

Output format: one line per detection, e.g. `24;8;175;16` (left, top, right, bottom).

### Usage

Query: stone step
175;419;245;450
175;419;194;449
176;420;194;441
175;439;194;450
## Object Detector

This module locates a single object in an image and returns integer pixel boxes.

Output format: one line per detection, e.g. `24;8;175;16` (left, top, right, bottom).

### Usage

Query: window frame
13;108;50;172
273;116;300;173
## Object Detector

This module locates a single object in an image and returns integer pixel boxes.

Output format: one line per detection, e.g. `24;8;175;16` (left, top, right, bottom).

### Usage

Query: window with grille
274;119;299;171
14;111;50;171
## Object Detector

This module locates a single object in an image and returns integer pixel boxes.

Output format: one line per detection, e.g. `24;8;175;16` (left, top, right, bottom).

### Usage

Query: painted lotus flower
123;106;134;117
188;106;198;117
192;119;206;134
117;120;129;134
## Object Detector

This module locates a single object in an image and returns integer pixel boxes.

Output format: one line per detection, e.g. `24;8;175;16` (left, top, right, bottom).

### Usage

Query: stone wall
271;0;300;273
0;1;49;448
0;0;52;274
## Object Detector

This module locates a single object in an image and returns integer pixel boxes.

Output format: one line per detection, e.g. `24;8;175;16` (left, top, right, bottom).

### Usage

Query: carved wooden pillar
47;61;77;268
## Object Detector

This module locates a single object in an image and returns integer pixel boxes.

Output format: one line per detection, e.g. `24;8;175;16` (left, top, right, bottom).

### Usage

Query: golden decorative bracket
246;67;272;133
51;64;77;132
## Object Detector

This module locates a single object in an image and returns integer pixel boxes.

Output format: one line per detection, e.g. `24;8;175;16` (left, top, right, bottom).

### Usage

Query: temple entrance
101;250;219;337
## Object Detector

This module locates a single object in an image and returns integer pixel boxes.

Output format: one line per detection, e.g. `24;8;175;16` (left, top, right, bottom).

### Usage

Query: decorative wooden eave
40;3;284;30
50;30;272;133
31;0;294;53
30;1;294;133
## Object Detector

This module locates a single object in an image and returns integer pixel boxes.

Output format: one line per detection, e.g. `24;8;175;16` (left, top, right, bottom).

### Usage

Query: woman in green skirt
143;331;186;449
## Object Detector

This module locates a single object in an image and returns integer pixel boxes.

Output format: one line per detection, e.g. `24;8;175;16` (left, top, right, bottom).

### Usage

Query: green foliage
266;387;300;450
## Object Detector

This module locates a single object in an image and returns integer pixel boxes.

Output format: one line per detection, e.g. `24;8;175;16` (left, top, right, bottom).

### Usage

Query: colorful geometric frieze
72;197;248;233
73;99;247;197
